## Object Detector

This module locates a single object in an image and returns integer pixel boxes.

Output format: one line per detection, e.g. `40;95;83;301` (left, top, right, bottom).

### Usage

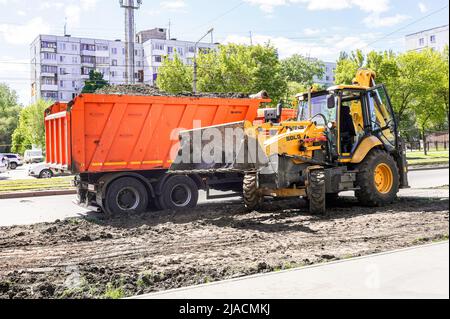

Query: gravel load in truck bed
0;189;448;299
95;85;251;99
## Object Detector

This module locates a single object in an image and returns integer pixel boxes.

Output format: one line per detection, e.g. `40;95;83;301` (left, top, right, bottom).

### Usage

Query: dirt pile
0;196;448;299
95;85;250;99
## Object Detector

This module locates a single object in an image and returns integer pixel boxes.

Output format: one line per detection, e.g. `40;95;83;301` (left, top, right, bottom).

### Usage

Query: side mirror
327;94;336;109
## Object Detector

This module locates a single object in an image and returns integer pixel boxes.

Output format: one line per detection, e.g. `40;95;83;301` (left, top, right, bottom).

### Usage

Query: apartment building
405;25;449;52
314;61;337;88
31;28;217;102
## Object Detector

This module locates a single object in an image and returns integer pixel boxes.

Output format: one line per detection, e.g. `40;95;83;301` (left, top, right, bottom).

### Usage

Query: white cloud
303;28;323;36
160;0;187;10
223;33;372;61
0;17;50;45
418;2;428;13
80;0;98;10
363;13;410;28
244;0;390;13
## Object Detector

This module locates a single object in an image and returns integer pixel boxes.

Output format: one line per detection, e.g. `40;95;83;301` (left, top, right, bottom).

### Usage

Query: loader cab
297;84;398;161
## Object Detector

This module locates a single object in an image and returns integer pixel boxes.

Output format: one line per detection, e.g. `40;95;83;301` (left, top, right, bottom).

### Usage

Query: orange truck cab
45;93;270;214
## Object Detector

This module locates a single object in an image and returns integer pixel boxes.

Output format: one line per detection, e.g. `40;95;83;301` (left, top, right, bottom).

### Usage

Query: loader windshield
298;93;337;126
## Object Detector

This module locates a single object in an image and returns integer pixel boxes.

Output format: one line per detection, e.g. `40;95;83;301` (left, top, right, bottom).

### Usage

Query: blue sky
0;0;448;104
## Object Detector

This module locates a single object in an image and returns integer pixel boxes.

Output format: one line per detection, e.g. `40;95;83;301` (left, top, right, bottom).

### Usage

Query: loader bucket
170;121;269;173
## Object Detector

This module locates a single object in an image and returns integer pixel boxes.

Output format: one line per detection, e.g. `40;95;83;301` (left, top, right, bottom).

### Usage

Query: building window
72;81;76;88
152;67;158;74
111;71;116;77
81;43;96;51
122;48;126;55
177;47;184;56
72;44;78;51
167;46;173;54
153;55;162;63
59;43;66;50
152;43;164;51
188;46;195;53
96;57;109;64
43;52;56;60
42;77;56;85
96;44;108;51
81;67;93;75
59;68;67;75
419;38;425;46
81;56;95;64
41;65;58;73
60;56;65;63
111;59;118;66
41;41;57;49
430;35;436;43
112;48;118;55
60;80;64;88
72;57;78;63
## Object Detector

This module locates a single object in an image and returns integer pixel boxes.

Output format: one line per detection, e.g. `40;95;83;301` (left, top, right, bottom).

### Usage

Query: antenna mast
119;0;142;84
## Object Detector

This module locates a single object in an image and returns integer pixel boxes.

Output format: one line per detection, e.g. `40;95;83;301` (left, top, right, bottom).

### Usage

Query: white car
24;149;44;164
28;163;54;179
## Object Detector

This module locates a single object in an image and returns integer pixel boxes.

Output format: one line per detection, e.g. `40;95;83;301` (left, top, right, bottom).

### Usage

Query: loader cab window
338;91;364;155
367;85;397;148
298;93;337;126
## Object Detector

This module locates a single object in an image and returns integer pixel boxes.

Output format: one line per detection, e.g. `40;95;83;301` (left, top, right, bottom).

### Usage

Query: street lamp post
193;28;214;94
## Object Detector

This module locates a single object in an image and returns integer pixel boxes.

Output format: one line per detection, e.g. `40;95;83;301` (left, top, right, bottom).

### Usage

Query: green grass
406;151;449;166
103;284;125;300
0;176;73;193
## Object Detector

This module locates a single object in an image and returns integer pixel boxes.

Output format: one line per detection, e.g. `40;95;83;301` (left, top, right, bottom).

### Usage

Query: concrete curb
409;165;449;172
0;189;77;200
130;241;449;299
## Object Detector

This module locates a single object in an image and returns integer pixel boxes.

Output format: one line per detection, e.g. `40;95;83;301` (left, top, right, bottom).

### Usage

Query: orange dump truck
45;93;269;214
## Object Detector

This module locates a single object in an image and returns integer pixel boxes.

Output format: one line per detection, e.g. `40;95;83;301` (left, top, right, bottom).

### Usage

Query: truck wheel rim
170;184;192;207
116;187;140;211
374;163;393;194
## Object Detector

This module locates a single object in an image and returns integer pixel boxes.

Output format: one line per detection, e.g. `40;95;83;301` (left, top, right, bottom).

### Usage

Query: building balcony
41;72;57;77
41;47;56;53
41;84;58;91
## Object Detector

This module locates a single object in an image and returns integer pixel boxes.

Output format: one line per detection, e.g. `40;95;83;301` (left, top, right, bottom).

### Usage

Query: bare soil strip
0;193;448;299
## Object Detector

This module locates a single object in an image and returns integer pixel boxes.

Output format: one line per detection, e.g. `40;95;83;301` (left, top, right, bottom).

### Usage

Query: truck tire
243;173;262;210
9;162;17;170
307;169;326;215
105;177;149;215
355;149;400;207
39;169;53;179
158;176;199;210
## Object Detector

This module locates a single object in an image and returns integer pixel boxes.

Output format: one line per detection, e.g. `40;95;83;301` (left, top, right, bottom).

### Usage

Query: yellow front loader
171;69;410;214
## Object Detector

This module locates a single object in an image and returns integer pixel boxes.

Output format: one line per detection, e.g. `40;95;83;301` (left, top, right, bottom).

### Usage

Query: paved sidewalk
134;242;449;299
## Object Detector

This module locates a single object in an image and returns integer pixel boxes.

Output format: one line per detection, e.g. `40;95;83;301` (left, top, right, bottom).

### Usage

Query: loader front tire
307;169;326;215
355;149;400;207
243;174;262;210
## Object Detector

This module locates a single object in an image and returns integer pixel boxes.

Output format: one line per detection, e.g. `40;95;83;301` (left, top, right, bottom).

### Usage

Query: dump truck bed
45;94;269;174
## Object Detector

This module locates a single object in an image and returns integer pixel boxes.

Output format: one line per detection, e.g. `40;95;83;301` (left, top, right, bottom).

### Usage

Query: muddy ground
0;194;448;299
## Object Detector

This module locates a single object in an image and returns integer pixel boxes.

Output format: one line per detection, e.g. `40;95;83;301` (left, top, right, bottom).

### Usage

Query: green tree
11;99;51;154
157;43;287;104
156;53;193;93
0;84;21;153
197;43;287;104
81;70;109;93
281;54;325;86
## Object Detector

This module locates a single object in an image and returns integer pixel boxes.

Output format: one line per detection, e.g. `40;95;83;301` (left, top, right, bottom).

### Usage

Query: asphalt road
134;242;449;299
0;164;33;181
0;168;448;227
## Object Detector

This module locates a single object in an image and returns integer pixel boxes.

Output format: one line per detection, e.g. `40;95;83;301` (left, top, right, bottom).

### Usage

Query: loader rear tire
243;174;262;210
355;149;400;207
307;169;326;215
